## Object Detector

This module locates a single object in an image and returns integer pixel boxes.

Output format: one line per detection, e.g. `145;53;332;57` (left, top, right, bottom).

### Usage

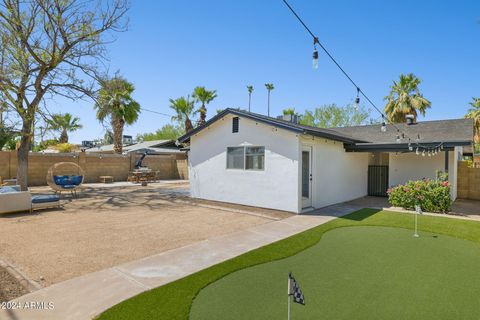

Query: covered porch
344;141;469;199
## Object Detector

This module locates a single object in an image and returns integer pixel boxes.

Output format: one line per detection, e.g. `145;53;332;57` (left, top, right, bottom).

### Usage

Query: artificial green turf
191;226;480;319
98;209;480;320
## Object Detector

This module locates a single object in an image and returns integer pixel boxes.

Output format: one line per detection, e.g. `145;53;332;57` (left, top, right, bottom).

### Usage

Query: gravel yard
0;182;291;296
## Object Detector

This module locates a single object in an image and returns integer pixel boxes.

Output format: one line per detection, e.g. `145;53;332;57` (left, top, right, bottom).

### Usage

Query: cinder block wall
457;161;480;200
0;151;188;186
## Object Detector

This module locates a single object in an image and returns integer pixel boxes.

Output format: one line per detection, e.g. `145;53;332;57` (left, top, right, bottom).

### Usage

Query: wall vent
232;117;239;133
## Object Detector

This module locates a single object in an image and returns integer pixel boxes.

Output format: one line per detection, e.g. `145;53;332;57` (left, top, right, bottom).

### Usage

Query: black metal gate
368;165;389;197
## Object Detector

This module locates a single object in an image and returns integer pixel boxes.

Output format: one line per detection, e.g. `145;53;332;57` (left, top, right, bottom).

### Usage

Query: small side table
99;176;114;183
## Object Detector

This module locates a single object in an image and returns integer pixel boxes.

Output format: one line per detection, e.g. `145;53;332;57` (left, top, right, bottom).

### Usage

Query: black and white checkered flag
288;272;305;305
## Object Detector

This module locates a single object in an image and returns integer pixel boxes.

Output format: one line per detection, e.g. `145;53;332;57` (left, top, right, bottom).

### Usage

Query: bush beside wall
388;179;452;213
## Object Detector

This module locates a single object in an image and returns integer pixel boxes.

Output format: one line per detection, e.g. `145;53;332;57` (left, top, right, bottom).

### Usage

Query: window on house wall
226;146;265;170
232;117;239;133
227;147;245;169
245;146;265;170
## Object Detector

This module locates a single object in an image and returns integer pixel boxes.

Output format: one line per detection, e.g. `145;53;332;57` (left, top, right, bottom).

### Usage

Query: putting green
190;226;480;320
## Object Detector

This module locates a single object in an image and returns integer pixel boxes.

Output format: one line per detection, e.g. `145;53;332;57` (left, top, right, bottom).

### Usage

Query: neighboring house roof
178;108;367;144
86;139;181;154
178;109;474;152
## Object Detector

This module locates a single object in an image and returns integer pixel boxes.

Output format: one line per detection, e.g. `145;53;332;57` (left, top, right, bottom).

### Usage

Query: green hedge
387;179;452;213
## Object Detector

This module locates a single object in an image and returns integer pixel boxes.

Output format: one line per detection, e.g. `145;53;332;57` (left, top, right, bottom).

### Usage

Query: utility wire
282;0;443;152
140;107;173;118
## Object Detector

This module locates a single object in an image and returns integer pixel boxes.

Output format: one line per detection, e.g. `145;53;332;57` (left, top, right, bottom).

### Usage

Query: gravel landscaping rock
0;266;28;302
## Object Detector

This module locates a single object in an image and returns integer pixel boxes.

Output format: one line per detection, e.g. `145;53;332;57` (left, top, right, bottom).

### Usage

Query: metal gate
368;165;389;197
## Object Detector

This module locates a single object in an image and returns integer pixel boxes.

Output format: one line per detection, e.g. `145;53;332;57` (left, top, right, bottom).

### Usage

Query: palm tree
465;97;480;143
94;76;141;153
48;113;82;143
192;86;217;126
265;83;274;116
384;73;431;123
169;96;197;133
247;85;254;112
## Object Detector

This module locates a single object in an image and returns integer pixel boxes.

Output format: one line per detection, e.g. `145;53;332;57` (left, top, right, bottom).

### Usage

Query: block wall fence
0;151;188;186
457;161;480;200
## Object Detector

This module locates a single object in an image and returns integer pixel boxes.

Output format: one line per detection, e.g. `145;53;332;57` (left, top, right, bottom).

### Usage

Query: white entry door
301;146;312;208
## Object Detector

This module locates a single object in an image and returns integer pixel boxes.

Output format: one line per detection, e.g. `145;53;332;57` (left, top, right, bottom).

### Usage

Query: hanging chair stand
46;162;85;198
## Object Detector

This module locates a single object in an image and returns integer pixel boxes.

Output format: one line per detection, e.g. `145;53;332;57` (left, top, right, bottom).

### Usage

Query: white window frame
226;146;265;171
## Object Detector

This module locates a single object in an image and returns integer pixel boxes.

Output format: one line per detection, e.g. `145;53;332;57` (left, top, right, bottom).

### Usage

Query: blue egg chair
46;162;85;198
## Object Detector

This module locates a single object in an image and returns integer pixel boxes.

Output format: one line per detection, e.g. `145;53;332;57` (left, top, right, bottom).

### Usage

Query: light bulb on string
396;130;401;143
415;147;420;155
353;87;360;110
381;118;387;132
422;150;426;157
312;38;319;69
408;139;413;151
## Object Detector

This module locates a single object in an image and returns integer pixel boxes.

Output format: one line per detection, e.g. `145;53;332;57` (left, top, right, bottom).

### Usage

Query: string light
312;38;319;69
354;87;360;110
282;0;445;154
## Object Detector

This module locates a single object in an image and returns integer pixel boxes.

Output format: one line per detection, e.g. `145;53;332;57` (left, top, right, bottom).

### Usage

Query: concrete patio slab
0;202;361;320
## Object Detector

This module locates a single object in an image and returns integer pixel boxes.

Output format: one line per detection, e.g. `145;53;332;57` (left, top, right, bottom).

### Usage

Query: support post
444;150;449;173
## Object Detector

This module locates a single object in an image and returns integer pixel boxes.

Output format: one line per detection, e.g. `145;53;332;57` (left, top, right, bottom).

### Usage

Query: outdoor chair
47;162;84;198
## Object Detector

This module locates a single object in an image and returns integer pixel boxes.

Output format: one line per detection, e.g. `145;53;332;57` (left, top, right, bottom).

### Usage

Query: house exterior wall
188;114;300;213
388;150;457;199
300;136;369;209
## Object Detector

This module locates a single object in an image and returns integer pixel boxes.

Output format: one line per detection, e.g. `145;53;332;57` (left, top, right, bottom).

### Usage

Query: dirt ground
0;267;28;302
0;182;291;290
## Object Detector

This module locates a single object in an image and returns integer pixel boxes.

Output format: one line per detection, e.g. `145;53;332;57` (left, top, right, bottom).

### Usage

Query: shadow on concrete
339;208;381;221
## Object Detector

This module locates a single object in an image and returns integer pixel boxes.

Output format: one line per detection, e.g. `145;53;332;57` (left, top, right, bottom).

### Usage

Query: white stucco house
178;109;474;214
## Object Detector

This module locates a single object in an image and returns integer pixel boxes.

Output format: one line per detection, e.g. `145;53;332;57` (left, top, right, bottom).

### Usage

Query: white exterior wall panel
189;115;300;213
389;150;457;199
301;137;369;209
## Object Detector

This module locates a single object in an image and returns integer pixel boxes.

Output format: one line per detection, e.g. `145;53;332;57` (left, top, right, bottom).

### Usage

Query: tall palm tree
95;76;141;153
247;85;254;112
465;97;480;143
192;86;217;126
265;83;274;116
384;73;431;123
169;96;197;133
48;113;82;143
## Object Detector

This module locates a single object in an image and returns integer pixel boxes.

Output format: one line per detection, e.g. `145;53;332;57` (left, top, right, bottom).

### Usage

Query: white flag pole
287;275;292;320
414;205;421;238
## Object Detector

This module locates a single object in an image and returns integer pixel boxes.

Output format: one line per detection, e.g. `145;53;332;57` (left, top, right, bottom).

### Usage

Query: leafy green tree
33;139;58;152
282;108;297;116
95;77;141;153
48;113;82;143
137;124;184;142
300;104;370;128
265;83;274;116
169;96;197;133
384;73;431;123
0;0;128;189
465;97;480;143
192;86;217;125
0;126;17;150
247;85;254;112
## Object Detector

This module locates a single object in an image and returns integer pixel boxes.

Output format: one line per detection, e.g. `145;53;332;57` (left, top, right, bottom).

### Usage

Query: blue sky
50;0;479;143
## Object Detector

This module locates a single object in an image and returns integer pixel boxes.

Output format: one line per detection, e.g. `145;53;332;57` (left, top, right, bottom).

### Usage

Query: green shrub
387;179;452;213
